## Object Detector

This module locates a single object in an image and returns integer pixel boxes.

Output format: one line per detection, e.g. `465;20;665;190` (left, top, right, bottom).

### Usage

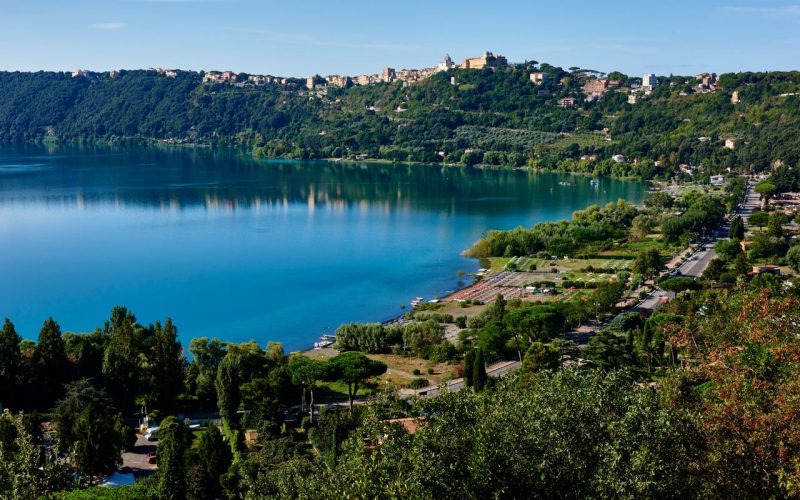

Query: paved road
634;179;760;313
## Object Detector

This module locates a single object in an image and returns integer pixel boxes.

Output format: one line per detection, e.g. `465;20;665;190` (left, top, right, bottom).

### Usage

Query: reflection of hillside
0;145;645;215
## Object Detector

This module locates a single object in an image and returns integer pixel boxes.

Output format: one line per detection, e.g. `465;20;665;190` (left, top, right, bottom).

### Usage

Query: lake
0;145;646;351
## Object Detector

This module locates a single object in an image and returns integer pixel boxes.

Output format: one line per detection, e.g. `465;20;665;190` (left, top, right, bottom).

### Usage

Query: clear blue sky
1;0;798;77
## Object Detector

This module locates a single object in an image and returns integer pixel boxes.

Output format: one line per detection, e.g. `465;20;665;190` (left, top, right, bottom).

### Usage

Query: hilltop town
70;52;727;111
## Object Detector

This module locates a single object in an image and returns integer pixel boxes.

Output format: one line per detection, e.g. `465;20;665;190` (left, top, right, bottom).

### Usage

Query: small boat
314;340;334;349
559;181;573;187
410;297;424;307
590;179;600;186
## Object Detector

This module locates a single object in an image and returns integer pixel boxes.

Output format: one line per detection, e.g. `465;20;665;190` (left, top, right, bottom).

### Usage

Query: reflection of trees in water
0;145;644;214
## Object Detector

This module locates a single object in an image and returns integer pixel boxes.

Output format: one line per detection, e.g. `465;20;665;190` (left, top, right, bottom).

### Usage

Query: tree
748;210;769;230
584;328;638;370
520;342;560;375
659;277;699;293
754;181;778;201
0;410;72;498
729;215;745;240
629;214;653;241
188;425;232;500
734;252;750;276
490;293;507;323
463;349;475;389
473;348;487;392
157;416;187;500
147;319;185;411
36;317;68;403
188;338;227;407
787;245;800;273
73;405;128;484
102;310;141;413
287;355;329;422
216;354;242;429
328;352;387;411
644;191;673;210
0;319;21;408
767;213;783;238
633;248;663;280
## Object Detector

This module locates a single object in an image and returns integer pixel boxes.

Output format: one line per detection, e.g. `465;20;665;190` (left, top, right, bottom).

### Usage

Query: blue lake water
0;145;646;351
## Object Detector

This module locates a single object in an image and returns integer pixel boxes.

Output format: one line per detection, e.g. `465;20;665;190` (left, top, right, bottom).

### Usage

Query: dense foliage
2;67;800;177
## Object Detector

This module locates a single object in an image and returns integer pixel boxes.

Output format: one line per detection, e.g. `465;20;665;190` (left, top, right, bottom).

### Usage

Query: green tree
787;245;800;273
659;277;699;293
157;416;187;500
734;252;750;275
36;317;68;403
463;349;475;389
0;319;21;409
147;319;185;411
748;210;769;230
767;213;784;238
216;354;242;429
188;338;227;407
729;215;745;240
633;248;663;279
73;405;128;484
287;354;329;422
491;293;507;323
329;352;387;411
102;309;141;413
473;348;487;392
188;425;232;500
0;409;72;497
755;181;778;201
520;342;560;375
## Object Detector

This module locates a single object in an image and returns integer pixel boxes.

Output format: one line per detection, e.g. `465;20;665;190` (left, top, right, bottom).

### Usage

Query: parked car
147;453;157;464
144;427;158;441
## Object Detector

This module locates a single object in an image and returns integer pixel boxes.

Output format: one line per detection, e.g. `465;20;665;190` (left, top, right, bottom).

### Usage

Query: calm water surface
0;145;646;351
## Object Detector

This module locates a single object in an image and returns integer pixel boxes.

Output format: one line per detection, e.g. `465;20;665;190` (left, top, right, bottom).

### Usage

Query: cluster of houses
305;51;508;90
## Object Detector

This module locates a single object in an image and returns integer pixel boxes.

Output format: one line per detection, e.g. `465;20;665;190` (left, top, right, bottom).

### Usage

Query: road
635;179;760;313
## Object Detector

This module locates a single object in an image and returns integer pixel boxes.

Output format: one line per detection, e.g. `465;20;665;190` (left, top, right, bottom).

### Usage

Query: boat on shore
410;296;424;307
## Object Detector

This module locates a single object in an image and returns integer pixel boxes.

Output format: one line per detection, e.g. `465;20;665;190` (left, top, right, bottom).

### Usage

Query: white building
530;72;549;85
642;73;657;91
437;54;456;72
710;175;726;186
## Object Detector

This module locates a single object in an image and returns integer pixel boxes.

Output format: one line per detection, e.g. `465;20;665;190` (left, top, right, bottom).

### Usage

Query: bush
412;369;421;376
427;367;435;375
409;378;430;389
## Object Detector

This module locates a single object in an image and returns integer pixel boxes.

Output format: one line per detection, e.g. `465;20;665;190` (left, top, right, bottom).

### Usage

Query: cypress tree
729;216;745;240
463;349;475;388
157;416;187;500
473;348;487;392
0;319;21;408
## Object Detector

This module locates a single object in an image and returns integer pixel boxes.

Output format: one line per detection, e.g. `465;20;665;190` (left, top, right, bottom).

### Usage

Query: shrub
409;378;429;389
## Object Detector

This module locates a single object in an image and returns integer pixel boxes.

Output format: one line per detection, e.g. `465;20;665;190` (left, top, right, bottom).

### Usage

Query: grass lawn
367;354;458;388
